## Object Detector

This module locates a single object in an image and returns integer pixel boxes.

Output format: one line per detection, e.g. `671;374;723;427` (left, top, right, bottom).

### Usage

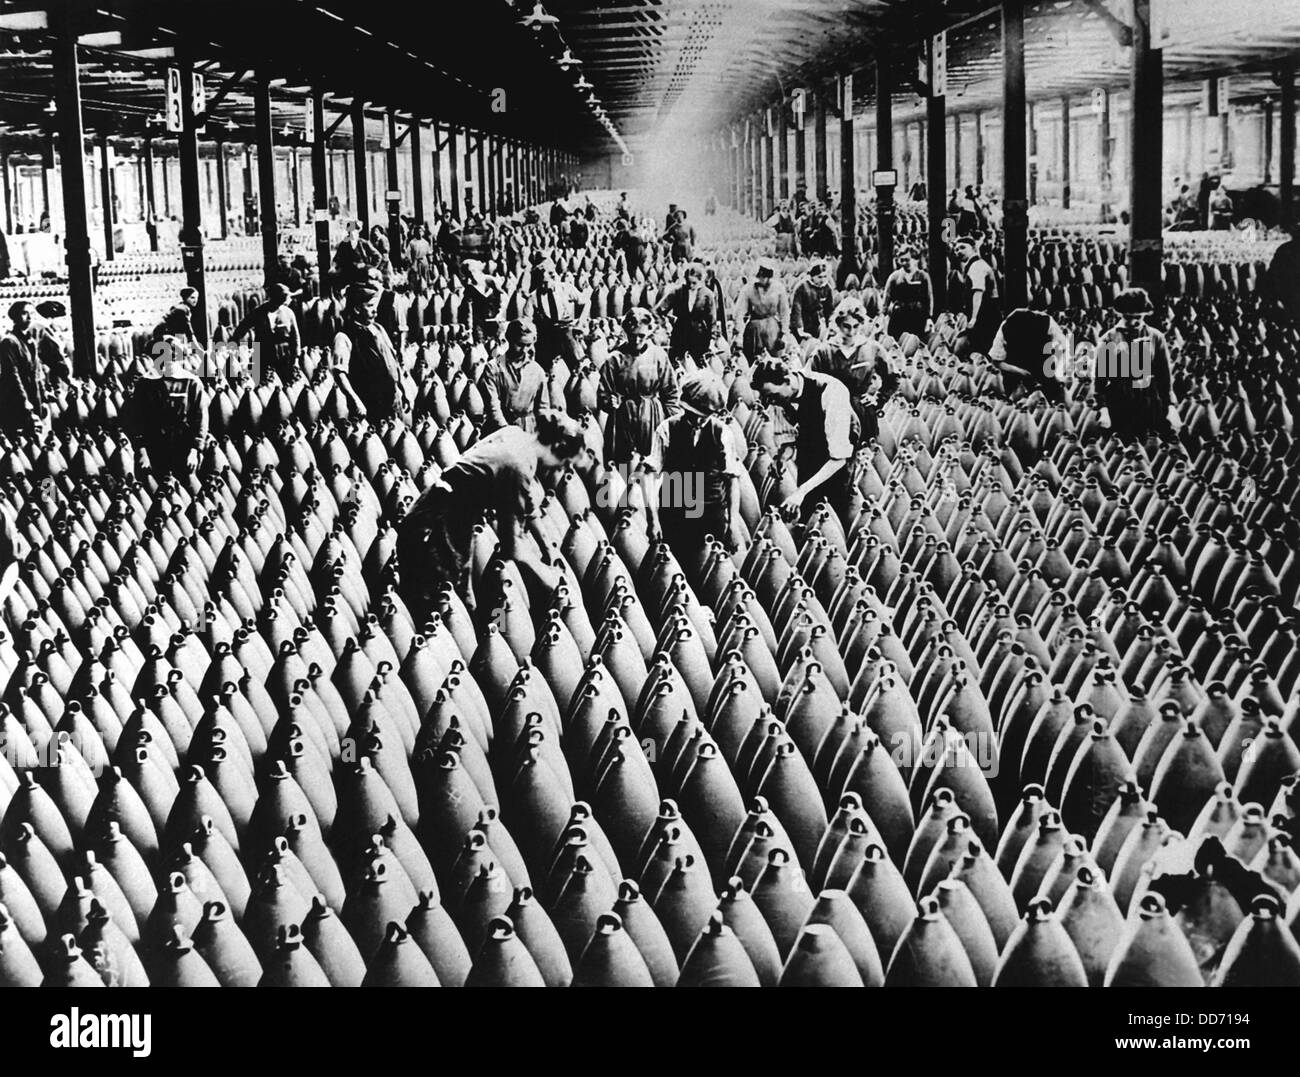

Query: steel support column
255;74;279;292
386;108;401;263
778;102;790;202
1281;63;1296;228
449;126;461;218
351;99;369;232
216;133;229;239
1002;0;1029;310
410;119;424;225
51;4;96;376
841;76;858;281
1129;0;1164;302
178;60;208;345
312;91;331;290
876;57;894;285
1061;95;1072;209
98;134;114;262
814;89;829;202
927;76;948;312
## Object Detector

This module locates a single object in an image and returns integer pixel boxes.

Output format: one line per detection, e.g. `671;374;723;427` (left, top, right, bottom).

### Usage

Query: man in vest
989;307;1071;403
751;355;859;527
0;301;48;438
479;319;547;435
231;283;302;385
953;235;1002;359
332;281;410;423
642;370;745;582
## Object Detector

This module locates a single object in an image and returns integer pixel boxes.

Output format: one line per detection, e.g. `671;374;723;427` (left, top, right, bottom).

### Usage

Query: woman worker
598;307;682;464
734;258;790;361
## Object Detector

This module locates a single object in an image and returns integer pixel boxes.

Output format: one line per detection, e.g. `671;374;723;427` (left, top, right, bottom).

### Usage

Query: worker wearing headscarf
598;306;682;464
396;410;588;628
643;370;745;579
479;319;547;434
332;280;410;422
734;257;790;360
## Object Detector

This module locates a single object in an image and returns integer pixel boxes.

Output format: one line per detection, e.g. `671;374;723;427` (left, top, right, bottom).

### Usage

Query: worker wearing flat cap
642;369;745;579
125;324;210;482
232;282;302;385
332;280;410;423
1093;287;1179;443
479;318;548;435
0;301;49;438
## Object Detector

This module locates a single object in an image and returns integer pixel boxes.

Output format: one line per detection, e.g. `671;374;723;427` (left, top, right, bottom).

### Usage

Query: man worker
231;283;302;384
989;307;1070;403
750;356;859;527
953;235;1002;359
0;301;49;438
332;281;410;423
125;339;210;480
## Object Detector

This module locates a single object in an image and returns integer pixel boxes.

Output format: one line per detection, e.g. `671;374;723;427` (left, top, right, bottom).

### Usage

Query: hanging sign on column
165;67;183;133
792;89;806;129
191;73;206;132
304;101;315;144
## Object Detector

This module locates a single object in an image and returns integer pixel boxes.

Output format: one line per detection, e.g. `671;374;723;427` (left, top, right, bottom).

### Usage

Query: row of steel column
46;10;576;376
724;0;1298;316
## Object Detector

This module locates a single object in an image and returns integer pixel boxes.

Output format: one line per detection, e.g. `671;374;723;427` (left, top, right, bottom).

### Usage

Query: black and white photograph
0;0;1298;1049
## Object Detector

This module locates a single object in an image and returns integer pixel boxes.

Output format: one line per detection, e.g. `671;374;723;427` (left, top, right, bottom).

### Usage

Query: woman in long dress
734;258;790;361
598;307;682;464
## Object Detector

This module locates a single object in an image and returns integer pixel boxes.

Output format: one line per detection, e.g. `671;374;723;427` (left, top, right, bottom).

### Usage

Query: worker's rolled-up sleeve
823;378;854;460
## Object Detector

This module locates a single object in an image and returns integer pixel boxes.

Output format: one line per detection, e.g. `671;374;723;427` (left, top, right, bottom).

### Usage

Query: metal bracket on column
203;69;249;118
324;110;349;140
1080;0;1132;47
396;122;412;146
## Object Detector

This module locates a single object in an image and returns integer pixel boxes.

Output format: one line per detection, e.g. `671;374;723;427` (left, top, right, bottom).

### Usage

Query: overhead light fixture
575;76;592;91
557;47;581;70
519;2;558;32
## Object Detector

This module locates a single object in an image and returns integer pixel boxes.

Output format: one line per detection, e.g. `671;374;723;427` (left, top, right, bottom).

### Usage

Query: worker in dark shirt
331;282;410;423
989;307;1070;403
882;250;933;341
231;283;302;384
807;296;898;443
0;301;48;438
643;370;746;578
1093;287;1179;443
395;411;588;628
751;356;859;527
789;261;834;348
612;219;648;280
125;343;210;481
332;220;381;288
